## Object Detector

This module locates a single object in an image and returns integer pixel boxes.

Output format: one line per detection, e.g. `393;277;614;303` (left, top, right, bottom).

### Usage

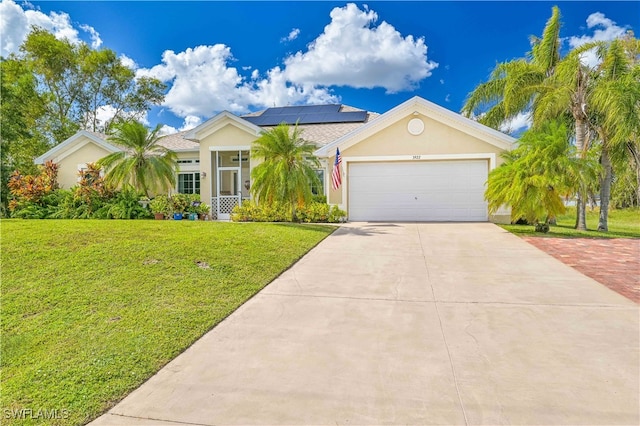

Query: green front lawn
1;220;335;425
501;207;640;238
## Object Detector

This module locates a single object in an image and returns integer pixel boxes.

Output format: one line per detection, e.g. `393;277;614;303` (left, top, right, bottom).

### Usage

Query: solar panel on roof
243;105;367;126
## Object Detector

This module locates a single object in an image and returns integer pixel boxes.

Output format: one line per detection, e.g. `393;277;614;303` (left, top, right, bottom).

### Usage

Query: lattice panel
219;196;239;214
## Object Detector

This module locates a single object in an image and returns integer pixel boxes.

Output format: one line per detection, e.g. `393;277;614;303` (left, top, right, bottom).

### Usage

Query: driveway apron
91;223;639;426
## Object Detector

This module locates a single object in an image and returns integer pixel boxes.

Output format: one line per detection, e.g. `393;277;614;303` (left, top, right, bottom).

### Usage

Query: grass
501;206;640;238
0;219;335;425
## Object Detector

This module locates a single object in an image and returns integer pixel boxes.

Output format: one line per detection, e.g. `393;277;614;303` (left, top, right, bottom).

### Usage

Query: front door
217;168;240;220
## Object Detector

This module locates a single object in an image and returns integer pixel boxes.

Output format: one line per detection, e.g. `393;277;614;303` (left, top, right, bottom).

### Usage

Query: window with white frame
178;172;200;194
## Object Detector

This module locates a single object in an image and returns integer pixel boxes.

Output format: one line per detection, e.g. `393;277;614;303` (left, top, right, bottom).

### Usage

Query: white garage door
348;160;488;222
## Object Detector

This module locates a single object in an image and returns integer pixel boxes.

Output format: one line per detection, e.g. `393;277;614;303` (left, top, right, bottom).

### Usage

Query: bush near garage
231;200;346;223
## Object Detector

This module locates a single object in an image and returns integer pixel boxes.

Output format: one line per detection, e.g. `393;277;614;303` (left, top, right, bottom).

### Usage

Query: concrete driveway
91;223;639;425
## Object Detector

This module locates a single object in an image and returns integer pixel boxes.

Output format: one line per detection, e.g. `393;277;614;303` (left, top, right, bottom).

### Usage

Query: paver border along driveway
91;223;639;426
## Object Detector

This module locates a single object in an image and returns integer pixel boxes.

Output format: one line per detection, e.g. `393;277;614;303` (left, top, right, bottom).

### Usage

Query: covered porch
207;148;251;220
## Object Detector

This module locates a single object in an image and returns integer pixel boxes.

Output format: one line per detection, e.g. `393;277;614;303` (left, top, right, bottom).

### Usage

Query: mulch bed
522;237;640;304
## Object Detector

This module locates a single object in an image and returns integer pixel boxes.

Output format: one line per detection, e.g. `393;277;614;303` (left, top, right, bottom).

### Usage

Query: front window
178;172;200;194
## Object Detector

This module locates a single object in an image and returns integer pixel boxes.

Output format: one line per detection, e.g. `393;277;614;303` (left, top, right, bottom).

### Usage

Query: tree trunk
598;148;612;232
574;118;588;231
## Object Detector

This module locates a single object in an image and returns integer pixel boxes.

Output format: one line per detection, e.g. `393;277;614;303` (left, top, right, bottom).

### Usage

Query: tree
20;27;165;141
0;27;166;214
485;120;599;226
461;6;562;129
588;38;640;231
250;123;321;221
0;58;48;215
97;121;178;197
462;7;634;231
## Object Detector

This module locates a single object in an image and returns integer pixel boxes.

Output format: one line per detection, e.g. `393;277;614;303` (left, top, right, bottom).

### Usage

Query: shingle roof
82;104;375;151
156;131;199;151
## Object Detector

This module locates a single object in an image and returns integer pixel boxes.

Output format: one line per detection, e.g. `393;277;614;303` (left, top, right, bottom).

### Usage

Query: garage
348;160;488;222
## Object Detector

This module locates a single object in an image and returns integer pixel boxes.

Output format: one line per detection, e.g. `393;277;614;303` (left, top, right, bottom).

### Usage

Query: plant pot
154;213;164;220
188;213;198;221
173;213;183;220
198;213;207;221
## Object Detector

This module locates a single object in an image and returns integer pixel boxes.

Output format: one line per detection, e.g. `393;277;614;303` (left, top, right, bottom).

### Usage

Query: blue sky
1;1;638;135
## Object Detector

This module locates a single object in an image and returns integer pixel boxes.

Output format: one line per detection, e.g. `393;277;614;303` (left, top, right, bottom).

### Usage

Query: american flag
331;148;342;190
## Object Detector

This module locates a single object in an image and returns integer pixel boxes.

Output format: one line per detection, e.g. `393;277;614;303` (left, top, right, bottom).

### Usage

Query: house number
412;155;421;160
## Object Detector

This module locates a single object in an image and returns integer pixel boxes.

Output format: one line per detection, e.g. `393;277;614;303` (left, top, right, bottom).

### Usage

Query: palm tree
589;38;640;230
461;6;561;129
463;7;607;230
485;120;598;226
98;121;177;197
250;123;321;221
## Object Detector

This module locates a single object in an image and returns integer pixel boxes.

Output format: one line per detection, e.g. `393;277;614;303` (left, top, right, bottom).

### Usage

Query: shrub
149;195;171;216
231;201;289;222
232;201;346;223
97;187;151;219
7;160;59;216
170;193;190;213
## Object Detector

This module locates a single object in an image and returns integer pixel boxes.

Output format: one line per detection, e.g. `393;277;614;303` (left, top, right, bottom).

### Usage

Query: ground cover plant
501;206;640;238
1;220;335;425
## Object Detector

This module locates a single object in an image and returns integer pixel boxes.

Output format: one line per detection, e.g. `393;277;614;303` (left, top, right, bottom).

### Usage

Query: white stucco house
35;96;515;222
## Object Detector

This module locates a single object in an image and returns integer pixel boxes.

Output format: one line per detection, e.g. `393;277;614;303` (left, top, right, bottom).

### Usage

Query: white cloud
80;24;102;48
569;12;628;68
119;54;137;70
179;115;202;131
440;79;445;85
158;125;179;136
136;44;252;117
281;28;300;43
499;111;532;135
445;94;450;102
282;3;437;93
84;105;149;132
136;3;433;120
0;0;102;57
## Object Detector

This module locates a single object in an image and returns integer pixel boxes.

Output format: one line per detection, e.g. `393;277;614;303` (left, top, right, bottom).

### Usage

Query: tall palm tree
98;121;177;197
463;7;611;230
461;6;561;129
589;38;640;230
250;123;320;221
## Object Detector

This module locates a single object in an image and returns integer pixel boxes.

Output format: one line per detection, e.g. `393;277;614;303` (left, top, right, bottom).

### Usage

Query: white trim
315;96;515;157
209;145;251;151
35;131;120;164
184;111;262;141
342;153;497;169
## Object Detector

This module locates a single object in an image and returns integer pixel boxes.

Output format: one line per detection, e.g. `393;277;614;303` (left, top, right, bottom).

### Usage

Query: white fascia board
170;148;200;153
183;111;262;141
208;145;251;151
315;96;516;157
34;130;120;164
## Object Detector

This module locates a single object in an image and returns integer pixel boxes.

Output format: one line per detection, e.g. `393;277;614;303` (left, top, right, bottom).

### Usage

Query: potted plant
186;198;200;221
196;202;210;220
149;195;170;220
170;194;189;220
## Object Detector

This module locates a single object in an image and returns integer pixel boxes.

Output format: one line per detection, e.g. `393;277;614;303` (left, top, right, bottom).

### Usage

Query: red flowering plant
8;160;59;214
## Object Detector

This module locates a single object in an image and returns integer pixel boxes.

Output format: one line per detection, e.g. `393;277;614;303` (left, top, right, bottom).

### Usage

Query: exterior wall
197;123;257;203
54;139;112;189
327;113;509;221
342;114;505;160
